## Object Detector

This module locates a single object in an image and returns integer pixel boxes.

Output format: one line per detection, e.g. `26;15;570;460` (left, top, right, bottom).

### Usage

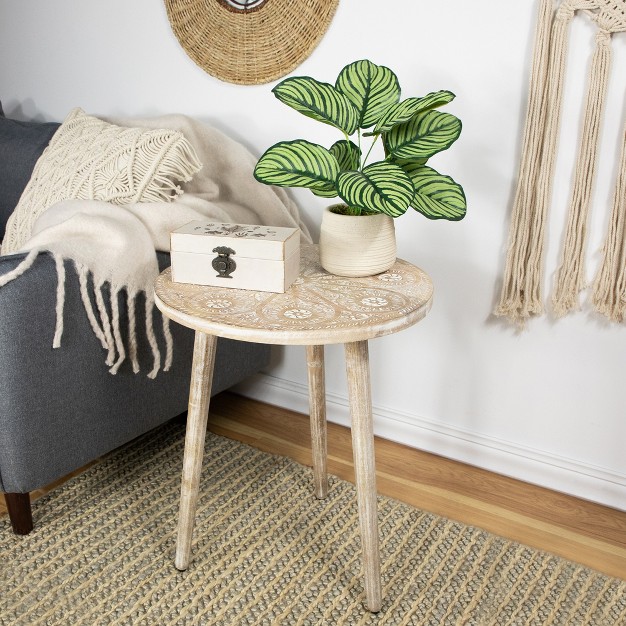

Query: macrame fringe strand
495;0;556;324
593;118;626;320
523;1;579;316
497;0;625;325
552;27;613;316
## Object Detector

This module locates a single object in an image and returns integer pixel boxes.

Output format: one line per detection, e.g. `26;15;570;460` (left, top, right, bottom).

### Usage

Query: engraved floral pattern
283;309;313;319
204;299;233;309
193;223;278;238
155;245;433;341
361;297;389;307
378;273;403;283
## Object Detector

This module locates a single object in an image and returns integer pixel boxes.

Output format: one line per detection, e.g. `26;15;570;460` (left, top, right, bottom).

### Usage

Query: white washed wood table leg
175;331;217;571
306;344;328;499
344;340;382;613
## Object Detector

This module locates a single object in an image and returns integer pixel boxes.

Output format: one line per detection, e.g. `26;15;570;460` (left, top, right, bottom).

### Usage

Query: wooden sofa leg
4;492;33;535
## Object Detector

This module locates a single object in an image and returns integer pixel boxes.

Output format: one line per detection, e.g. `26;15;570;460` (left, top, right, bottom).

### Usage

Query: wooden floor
2;392;625;580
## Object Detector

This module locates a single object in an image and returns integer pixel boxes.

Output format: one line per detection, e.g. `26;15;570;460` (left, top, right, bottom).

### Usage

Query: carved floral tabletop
154;244;433;345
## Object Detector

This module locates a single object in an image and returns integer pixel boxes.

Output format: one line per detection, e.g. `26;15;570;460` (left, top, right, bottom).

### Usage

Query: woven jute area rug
1;422;625;625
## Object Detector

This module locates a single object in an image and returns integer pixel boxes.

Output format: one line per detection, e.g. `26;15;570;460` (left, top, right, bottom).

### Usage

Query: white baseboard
233;373;626;512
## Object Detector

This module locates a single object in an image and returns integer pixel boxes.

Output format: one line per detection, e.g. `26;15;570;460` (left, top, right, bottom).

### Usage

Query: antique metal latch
212;246;236;278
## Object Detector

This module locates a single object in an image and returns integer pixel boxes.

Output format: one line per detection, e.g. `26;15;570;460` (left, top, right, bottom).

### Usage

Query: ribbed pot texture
319;206;397;277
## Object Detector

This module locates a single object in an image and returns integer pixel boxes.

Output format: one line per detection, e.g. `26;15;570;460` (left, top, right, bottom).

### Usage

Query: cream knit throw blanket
496;0;626;325
0;114;310;377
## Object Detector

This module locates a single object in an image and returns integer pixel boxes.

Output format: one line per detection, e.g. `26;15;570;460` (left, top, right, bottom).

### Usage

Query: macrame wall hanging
496;0;626;325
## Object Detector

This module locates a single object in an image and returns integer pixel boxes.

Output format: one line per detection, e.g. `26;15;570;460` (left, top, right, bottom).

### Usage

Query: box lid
170;221;300;261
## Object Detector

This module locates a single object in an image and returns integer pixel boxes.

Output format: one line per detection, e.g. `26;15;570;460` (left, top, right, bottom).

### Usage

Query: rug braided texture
1;422;625;625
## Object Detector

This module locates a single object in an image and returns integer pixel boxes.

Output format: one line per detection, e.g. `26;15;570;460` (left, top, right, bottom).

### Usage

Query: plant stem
361;134;380;169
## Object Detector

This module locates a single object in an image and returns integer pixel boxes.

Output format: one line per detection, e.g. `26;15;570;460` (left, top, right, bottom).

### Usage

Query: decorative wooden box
170;221;300;293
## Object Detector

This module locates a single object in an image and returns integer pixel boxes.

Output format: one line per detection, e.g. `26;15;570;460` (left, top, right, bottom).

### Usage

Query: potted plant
254;59;466;276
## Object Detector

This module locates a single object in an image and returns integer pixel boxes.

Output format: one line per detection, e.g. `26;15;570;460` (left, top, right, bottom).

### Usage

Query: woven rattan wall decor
163;0;340;85
496;0;626;326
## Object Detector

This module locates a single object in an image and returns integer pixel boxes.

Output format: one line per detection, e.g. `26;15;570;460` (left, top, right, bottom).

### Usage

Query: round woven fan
164;0;340;85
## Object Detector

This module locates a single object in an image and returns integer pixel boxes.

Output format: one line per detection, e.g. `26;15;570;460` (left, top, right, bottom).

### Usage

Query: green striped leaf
401;163;466;220
254;140;340;191
337;162;414;217
272;77;359;135
335;60;400;129
385;110;462;160
372;90;456;134
310;182;339;198
330;140;361;171
392;157;429;168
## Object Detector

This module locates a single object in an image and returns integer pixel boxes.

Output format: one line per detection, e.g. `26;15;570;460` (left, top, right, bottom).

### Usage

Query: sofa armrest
0;250;270;493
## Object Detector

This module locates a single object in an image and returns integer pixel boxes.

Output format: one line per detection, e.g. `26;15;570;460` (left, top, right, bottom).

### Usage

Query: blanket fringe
109;288;126;375
145;294;161;380
128;293;140;374
74;261;172;377
163;316;173;372
94;284;117;367
0;251;171;377
52;253;66;348
0;248;40;288
78;266;109;350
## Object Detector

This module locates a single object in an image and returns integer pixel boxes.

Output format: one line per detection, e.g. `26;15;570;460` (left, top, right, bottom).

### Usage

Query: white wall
1;0;625;510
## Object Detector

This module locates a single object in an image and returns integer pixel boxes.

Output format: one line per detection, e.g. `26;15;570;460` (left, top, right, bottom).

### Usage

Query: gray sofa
0;105;270;534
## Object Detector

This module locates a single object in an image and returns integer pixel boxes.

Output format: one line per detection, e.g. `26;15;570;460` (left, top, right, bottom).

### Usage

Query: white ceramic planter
319;205;397;277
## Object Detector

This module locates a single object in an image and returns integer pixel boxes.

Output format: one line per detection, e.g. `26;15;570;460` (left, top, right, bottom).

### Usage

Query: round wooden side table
154;244;433;612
